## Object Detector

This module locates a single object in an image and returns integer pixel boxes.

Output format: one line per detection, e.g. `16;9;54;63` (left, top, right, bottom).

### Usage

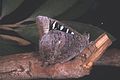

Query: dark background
0;0;120;80
77;0;120;48
0;0;120;48
76;1;120;79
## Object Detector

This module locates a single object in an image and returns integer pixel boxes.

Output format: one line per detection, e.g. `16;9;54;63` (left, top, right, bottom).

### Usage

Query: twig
0;34;31;46
83;33;112;69
0;18;32;28
0;27;31;46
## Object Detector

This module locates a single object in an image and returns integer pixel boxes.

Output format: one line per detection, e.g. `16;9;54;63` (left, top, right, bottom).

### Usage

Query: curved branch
0;33;113;80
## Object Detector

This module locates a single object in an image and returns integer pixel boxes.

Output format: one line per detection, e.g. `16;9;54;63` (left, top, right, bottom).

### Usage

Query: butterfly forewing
37;16;90;65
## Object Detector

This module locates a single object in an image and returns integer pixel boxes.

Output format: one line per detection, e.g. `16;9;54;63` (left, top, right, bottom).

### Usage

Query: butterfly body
36;16;90;65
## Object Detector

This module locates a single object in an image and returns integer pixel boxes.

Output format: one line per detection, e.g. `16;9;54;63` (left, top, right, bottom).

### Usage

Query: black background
0;0;120;48
77;1;120;79
0;0;120;80
77;0;120;48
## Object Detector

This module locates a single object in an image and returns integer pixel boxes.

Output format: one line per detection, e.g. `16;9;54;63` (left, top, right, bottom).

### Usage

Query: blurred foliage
0;0;115;56
1;0;24;18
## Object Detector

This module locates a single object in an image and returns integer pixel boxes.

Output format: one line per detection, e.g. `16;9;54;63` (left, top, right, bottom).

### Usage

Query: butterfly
36;16;90;66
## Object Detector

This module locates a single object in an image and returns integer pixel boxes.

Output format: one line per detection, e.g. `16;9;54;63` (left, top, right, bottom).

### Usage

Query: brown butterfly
36;16;90;66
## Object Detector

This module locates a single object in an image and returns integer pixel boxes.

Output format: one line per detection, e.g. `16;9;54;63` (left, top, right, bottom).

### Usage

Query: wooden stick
83;33;112;69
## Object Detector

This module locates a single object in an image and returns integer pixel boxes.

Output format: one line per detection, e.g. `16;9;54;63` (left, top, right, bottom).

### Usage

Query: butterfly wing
37;16;90;65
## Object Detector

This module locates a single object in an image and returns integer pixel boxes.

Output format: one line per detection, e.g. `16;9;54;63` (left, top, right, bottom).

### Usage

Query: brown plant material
0;33;112;80
0;27;14;31
0;27;31;46
83;33;112;68
0;34;31;46
0;21;32;46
